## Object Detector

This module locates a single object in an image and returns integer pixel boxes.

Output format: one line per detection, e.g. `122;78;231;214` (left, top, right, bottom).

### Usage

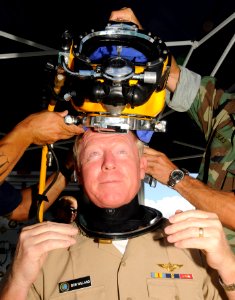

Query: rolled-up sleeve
166;66;201;112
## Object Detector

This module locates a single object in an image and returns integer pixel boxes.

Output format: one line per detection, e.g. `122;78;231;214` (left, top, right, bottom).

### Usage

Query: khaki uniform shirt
28;230;226;300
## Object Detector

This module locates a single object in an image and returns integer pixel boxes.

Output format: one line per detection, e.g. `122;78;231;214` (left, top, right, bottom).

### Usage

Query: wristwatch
167;168;189;188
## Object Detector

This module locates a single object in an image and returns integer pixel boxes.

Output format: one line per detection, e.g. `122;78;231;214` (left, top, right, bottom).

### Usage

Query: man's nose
102;152;116;170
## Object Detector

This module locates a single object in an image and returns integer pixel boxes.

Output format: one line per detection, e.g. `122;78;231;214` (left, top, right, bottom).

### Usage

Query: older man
2;129;235;300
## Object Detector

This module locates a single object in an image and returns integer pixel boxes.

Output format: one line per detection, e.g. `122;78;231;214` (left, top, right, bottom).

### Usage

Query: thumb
57;110;69;118
175;210;183;215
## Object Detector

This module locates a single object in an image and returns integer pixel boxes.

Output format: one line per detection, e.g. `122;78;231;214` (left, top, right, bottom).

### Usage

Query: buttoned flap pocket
147;278;203;300
50;285;106;300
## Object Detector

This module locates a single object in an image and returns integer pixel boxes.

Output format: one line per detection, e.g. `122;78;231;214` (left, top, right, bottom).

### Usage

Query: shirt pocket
147;278;203;300
50;285;106;300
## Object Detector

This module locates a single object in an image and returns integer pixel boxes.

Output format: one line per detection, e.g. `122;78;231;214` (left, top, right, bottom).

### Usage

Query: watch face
167;169;185;188
172;170;184;181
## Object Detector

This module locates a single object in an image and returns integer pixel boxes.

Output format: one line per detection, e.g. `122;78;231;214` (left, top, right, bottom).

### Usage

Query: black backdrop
0;0;234;176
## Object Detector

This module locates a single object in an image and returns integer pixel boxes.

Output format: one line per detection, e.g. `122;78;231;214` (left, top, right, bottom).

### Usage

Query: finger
166;226;224;253
18;238;77;263
143;147;162;156
70;124;85;132
23;231;77;249
144;161;173;171
109;7;133;22
166;226;206;242
144;160;159;168
21;222;78;237
143;156;159;164
168;210;218;223
35;238;77;252
165;218;221;237
56;125;84;140
109;11;127;21
57;110;69;117
169;236;214;250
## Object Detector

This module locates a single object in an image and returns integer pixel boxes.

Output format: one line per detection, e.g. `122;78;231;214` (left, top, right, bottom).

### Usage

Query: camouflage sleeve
187;76;234;141
166;66;201;111
188;76;235;191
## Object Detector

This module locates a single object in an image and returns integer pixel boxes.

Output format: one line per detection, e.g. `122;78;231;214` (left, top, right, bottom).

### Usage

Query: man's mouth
100;179;121;184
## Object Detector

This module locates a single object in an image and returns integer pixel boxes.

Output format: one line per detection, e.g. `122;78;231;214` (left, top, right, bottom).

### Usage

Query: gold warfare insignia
158;262;183;272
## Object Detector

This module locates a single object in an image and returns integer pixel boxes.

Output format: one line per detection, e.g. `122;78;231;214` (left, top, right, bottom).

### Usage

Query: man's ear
140;156;147;180
74;166;83;184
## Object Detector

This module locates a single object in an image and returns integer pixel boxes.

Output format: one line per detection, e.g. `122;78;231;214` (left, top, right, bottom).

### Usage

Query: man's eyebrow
84;145;102;151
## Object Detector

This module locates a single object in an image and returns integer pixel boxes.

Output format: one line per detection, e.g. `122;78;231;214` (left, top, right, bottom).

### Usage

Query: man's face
56;197;78;224
77;131;146;208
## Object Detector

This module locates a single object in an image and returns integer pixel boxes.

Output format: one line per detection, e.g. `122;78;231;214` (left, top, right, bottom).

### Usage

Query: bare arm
9;172;68;221
8;141;76;221
174;177;235;230
165;210;235;300
144;147;235;229
166;56;181;93
0;110;84;183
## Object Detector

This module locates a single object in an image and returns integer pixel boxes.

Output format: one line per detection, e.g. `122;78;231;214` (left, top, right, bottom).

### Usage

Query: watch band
181;168;189;176
219;276;235;291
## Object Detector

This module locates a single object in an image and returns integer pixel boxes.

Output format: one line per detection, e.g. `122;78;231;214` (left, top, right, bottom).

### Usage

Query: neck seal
76;196;164;240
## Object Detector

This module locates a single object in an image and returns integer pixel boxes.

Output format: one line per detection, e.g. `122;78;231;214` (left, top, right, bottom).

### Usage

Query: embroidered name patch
59;276;91;293
151;272;193;279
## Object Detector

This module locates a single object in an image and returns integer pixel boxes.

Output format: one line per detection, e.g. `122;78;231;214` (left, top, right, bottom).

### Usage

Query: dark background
0;0;234;184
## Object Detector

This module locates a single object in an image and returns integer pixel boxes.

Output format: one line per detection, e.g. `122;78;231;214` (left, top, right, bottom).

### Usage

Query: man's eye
119;150;127;154
87;151;102;159
116;149;128;155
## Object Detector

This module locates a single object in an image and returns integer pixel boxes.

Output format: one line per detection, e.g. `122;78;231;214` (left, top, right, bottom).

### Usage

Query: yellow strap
37;104;55;222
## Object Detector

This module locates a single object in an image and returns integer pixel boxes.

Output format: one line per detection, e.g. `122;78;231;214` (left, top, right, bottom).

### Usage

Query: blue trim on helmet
89;46;147;63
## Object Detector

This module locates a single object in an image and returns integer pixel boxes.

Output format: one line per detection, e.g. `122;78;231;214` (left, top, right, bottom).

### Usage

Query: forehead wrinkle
82;131;135;151
77;130;140;165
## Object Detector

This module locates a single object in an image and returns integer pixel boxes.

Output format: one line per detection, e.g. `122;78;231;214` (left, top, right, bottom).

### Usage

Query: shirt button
122;262;126;267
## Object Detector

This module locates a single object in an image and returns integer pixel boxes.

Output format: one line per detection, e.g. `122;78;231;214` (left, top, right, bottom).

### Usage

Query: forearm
166;66;201;112
10;172;68;221
218;259;235;300
0;284;28;300
175;176;235;229
166;56;181;93
0;124;32;183
0;273;29;300
43;172;68;211
10;188;32;220
0;110;84;184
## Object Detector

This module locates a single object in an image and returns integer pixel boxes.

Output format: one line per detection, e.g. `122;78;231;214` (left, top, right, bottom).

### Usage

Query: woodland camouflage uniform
188;76;235;192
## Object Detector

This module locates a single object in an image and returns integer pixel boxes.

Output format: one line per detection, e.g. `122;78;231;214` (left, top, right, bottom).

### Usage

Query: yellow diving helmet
56;21;171;132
